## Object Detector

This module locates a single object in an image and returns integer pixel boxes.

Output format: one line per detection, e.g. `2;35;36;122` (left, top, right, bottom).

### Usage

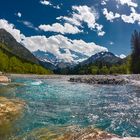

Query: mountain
0;29;39;64
33;50;56;70
81;51;122;66
33;50;57;65
0;29;52;74
33;49;88;69
56;51;129;74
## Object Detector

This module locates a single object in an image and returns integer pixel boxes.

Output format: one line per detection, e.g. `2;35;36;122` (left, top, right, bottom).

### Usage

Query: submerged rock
0;97;25;139
14;126;140;140
15;126;136;140
0;97;25;122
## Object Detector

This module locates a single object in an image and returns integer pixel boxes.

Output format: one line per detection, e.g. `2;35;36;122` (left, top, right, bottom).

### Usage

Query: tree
131;30;140;73
99;66;109;75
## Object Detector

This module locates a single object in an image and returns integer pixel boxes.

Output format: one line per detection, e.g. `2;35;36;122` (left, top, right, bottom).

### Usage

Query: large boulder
0;76;11;83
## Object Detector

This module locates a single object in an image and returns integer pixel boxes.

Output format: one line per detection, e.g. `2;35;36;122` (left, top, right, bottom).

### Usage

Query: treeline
131;30;140;73
0;45;52;74
72;64;130;75
56;61;130;75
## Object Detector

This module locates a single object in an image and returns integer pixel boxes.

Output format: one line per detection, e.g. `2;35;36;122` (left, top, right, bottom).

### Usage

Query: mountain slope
33;50;56;70
0;29;39;65
33;49;89;66
0;44;52;74
57;51;129;74
81;51;122;66
0;29;52;74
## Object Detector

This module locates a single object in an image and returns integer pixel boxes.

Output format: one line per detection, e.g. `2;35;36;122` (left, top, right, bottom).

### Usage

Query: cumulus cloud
121;7;140;24
39;23;82;34
40;0;51;6
0;18;108;63
116;0;138;8
103;6;140;25
15;12;22;18
103;8;120;22
22;35;108;63
40;0;61;9
57;5;105;36
0;19;25;42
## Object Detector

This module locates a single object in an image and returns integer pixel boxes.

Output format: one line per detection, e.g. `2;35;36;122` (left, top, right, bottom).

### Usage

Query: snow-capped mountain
81;51;122;65
33;48;89;68
33;50;57;64
33;49;123;70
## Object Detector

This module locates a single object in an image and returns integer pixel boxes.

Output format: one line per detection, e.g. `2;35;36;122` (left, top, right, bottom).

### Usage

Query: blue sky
0;0;140;62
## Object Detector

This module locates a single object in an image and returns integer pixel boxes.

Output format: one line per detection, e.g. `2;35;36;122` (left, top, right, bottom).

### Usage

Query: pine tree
131;30;140;73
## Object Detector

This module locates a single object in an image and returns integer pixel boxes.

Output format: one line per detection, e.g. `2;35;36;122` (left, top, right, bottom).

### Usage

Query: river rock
0;97;25;139
69;75;129;85
14;127;117;140
15;126;140;140
0;97;25;123
0;76;11;83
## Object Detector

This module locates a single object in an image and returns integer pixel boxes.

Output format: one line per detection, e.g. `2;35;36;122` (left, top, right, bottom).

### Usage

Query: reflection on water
0;77;140;139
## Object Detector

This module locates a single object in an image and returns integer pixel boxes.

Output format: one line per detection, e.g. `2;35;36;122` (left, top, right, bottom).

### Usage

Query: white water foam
31;80;43;86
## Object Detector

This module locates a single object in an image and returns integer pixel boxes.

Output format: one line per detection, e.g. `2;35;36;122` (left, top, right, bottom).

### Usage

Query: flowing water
0;76;140;139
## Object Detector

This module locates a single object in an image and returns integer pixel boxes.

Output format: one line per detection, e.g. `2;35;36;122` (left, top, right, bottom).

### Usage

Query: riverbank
69;75;140;85
10;74;140;86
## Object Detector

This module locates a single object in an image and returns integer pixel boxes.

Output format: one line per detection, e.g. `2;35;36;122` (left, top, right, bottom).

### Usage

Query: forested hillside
0;43;52;74
55;53;131;75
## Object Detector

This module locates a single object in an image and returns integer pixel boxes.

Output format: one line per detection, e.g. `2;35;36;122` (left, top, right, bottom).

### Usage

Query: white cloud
0;19;25;42
53;5;61;9
121;7;140;24
22;35;108;63
101;0;109;5
18;20;38;30
0;18;108;63
16;12;22;18
103;4;140;25
109;41;114;45
121;14;134;23
57;5;105;36
116;0;138;8
40;0;51;6
40;0;61;9
98;31;105;36
39;23;82;34
103;8;120;22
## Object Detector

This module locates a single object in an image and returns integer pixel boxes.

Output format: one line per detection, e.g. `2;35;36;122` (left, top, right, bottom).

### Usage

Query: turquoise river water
0;76;140;139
